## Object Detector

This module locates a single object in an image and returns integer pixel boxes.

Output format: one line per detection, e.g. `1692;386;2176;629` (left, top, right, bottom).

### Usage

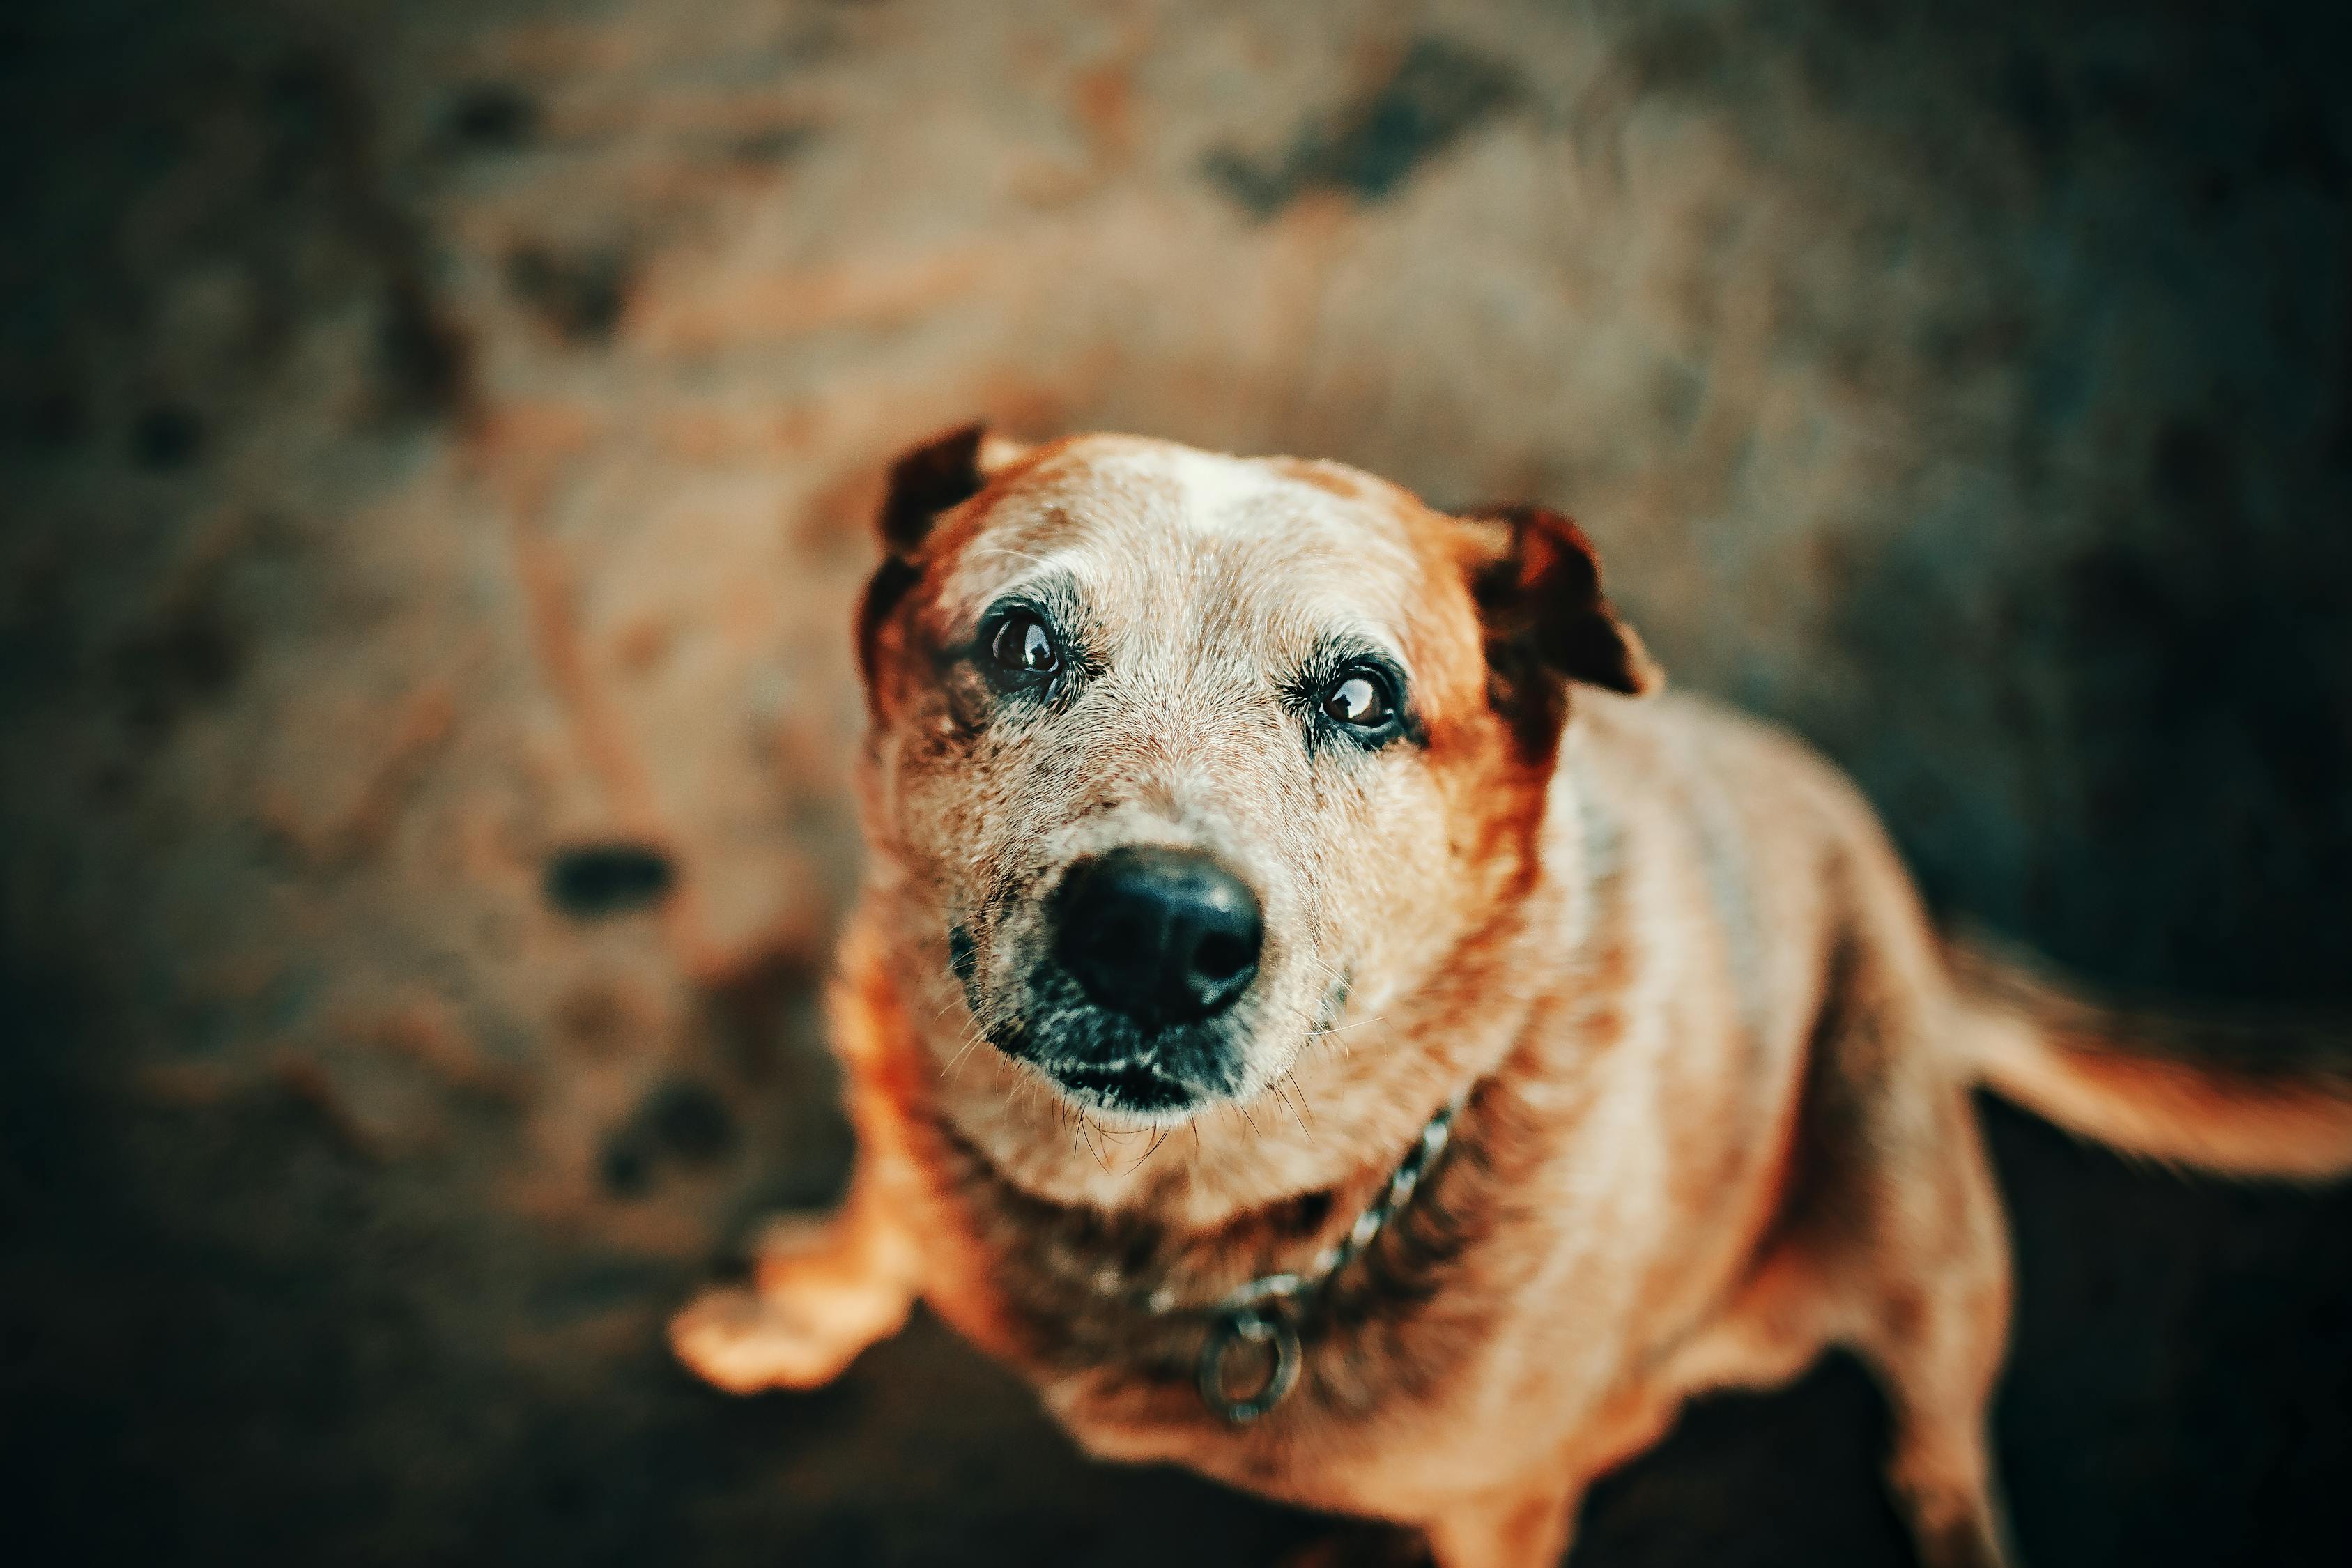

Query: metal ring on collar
1197;1298;1302;1424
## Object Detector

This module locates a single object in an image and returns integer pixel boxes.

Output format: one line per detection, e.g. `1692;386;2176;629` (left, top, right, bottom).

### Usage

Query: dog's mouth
981;992;1243;1120
983;993;1235;1116
951;919;1267;1120
1041;1060;1204;1115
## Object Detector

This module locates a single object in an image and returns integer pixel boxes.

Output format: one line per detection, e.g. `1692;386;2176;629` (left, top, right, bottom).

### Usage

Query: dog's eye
1321;670;1392;728
989;612;1059;675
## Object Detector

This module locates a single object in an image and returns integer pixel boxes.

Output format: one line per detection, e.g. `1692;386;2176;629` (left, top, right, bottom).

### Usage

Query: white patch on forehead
1082;445;1294;537
937;438;1427;648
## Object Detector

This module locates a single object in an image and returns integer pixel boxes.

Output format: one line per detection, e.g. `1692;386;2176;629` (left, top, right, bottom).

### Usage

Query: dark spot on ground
599;1128;654;1197
376;275;472;420
506;244;631;343
595;1079;737;1198
112;589;245;735
544;845;676;917
446;83;538;148
131;403;203;468
1204;38;1516;217
642;1078;735;1164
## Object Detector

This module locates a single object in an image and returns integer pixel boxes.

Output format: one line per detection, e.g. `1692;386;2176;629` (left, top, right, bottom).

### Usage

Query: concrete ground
3;1;2349;1563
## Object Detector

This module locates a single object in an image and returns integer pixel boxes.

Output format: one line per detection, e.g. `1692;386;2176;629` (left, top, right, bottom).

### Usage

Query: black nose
1052;847;1263;1028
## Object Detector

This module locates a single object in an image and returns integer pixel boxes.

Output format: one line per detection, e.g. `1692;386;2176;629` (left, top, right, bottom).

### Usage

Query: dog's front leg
1422;1477;1583;1568
672;938;931;1393
668;1155;921;1393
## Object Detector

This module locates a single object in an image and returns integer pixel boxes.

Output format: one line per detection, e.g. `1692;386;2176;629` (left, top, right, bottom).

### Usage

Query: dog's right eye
988;612;1059;675
1321;673;1391;728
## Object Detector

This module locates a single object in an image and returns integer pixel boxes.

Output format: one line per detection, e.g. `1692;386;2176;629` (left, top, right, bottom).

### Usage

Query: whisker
942;1029;987;1077
1273;1076;1312;1141
1278;1070;1317;1137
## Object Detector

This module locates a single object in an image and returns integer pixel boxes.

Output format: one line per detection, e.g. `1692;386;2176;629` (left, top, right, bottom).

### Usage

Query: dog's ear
858;423;1032;707
875;422;1033;557
1456;505;1660;746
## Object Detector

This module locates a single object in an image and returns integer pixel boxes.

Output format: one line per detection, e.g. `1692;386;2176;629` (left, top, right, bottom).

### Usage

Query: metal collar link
1194;1089;1468;1424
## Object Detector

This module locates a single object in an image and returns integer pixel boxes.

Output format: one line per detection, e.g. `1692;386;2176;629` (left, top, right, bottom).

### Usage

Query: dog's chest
904;1098;1539;1472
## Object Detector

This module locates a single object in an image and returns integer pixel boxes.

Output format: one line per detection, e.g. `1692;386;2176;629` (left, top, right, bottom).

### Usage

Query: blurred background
3;1;2349;1563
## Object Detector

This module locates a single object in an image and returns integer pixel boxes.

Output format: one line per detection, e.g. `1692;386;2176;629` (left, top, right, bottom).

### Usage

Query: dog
669;426;2352;1567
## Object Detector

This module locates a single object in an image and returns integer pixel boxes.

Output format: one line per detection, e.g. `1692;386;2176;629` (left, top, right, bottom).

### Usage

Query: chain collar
1124;1088;1472;1425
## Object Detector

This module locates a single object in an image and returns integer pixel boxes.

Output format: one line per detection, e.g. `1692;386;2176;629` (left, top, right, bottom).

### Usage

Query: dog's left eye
1321;670;1393;728
989;612;1059;675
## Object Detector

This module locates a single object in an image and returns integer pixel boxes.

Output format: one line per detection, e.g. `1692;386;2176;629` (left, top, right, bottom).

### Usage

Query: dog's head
856;427;1657;1125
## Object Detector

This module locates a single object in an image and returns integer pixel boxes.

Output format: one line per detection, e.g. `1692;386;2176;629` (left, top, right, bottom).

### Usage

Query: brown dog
670;428;2352;1568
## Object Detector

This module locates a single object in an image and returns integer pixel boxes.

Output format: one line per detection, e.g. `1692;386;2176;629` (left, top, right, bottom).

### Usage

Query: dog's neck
905;1053;1528;1420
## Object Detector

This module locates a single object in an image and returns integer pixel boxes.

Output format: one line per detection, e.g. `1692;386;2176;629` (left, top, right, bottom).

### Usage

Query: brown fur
670;429;2352;1567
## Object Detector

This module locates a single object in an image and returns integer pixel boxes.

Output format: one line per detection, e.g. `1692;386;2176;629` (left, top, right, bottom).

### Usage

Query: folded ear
875;422;1033;558
1457;504;1660;748
858;422;1033;707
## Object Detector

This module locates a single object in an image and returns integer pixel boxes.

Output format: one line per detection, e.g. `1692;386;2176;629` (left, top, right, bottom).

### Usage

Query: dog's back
1582;687;2352;1183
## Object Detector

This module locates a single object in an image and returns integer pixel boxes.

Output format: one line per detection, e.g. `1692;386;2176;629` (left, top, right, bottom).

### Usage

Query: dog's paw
667;1278;899;1393
668;1220;915;1393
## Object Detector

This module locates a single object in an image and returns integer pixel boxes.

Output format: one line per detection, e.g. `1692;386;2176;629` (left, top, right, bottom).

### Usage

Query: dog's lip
1043;1060;1201;1112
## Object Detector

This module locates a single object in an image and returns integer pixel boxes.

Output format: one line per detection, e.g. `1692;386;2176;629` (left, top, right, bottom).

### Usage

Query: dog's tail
1944;928;2352;1180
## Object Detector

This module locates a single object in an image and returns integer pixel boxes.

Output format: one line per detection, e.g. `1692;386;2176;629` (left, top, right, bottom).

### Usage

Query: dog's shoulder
1558;687;1929;1051
1569;687;1887;850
